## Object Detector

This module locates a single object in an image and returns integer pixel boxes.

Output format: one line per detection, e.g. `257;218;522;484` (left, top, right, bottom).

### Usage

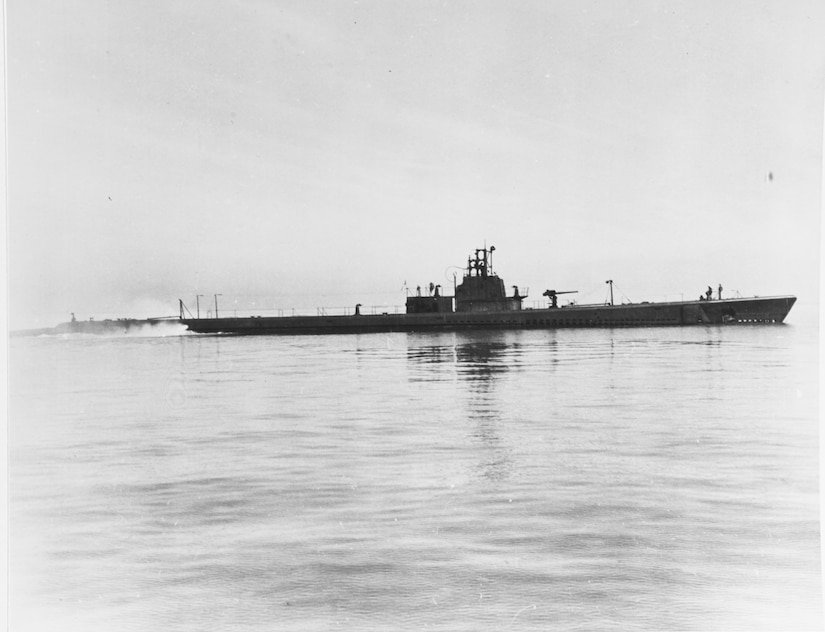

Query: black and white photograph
5;1;824;630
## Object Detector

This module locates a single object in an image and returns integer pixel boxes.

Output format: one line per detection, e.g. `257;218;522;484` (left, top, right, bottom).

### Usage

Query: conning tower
455;246;524;312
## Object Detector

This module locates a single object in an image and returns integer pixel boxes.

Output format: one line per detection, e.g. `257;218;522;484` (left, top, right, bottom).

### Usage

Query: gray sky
6;1;824;328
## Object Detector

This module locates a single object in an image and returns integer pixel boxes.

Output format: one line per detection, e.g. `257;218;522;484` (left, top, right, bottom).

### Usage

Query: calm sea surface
9;321;822;631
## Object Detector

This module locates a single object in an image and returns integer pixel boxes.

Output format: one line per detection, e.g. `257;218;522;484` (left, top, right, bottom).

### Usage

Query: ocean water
8;321;822;631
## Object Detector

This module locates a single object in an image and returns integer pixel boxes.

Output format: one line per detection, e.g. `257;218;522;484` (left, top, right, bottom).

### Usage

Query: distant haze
6;1;823;329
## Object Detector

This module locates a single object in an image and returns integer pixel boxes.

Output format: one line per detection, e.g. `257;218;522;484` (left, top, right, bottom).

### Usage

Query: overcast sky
6;1;824;328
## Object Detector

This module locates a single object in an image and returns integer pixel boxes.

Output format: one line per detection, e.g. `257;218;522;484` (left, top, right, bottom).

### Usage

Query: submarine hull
180;296;796;336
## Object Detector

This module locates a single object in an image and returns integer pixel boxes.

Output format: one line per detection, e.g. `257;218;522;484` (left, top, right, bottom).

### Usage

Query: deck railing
189;304;407;319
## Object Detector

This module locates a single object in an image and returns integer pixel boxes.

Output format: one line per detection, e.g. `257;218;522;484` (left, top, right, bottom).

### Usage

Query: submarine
179;245;796;336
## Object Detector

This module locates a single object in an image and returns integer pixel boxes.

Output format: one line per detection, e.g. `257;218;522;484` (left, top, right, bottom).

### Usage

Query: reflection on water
407;333;530;482
456;337;515;483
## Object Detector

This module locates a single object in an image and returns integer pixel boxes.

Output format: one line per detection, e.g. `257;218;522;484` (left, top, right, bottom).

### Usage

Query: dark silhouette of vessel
180;246;796;336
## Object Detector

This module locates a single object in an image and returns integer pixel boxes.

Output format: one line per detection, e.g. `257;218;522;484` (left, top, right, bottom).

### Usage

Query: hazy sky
6;1;824;327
